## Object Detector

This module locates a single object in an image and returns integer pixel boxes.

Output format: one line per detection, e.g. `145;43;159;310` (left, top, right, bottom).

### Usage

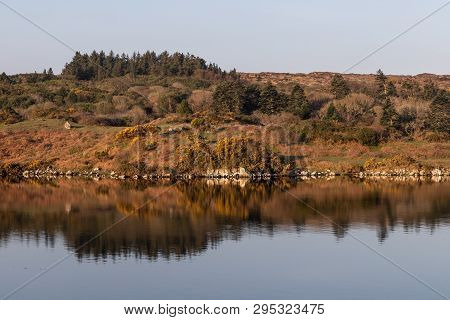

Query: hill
0;51;449;178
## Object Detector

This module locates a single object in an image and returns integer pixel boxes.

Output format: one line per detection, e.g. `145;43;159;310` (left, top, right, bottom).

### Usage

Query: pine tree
324;103;341;121
260;83;285;114
212;81;246;113
380;98;399;129
330;74;350;99
241;84;261;114
375;69;387;99
288;84;312;119
386;81;397;97
427;90;450;133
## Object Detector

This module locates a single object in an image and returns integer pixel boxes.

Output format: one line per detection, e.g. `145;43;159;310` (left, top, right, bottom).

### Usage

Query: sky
1;0;449;75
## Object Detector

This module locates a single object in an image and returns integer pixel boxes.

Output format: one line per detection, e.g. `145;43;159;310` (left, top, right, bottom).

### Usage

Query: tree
0;72;12;84
288;84;312;119
260;83;286;114
324;103;341;121
375;69;389;100
212;81;245;113
330;74;350;99
386;81;397;97
380;98;400;129
427;90;450;133
241;84;261;114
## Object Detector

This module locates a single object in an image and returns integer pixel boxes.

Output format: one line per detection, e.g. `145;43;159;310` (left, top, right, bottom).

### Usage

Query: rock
64;121;71;130
65;170;72;176
238;167;249;178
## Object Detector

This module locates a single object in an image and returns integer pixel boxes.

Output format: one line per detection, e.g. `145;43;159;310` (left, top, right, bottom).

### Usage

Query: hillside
0;51;449;178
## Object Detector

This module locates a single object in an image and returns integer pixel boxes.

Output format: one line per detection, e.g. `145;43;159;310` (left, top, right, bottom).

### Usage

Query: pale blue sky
1;0;449;75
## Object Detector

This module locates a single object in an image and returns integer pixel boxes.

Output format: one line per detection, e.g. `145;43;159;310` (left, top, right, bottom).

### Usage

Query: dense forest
61;50;227;80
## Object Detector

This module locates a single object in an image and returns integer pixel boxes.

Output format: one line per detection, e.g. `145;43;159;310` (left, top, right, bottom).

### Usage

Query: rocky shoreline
1;165;448;181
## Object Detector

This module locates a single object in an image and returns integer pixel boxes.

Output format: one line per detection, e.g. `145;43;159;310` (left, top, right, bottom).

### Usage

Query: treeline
212;81;312;118
62;50;227;81
211;69;449;140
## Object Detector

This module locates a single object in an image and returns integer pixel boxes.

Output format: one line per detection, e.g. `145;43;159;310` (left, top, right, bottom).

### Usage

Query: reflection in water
0;178;449;261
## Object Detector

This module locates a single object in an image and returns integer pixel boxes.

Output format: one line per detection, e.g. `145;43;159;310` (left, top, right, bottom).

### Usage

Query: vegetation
0;51;449;174
330;74;350;99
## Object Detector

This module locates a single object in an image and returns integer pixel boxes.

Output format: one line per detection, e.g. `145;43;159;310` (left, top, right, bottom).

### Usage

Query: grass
1;117;448;174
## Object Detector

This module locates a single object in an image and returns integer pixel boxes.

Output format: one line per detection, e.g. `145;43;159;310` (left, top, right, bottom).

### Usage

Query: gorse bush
176;136;283;174
114;124;160;141
190;117;205;128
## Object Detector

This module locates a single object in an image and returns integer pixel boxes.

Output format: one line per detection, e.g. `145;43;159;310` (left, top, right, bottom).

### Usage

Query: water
0;178;449;299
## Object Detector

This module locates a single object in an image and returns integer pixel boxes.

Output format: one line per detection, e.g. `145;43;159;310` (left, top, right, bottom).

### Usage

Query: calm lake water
0;178;449;300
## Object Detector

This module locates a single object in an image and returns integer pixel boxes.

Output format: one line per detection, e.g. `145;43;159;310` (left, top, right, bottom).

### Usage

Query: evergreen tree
241;84;261;114
62;50;224;80
427;90;450;133
0;72;12;84
386;81;397;97
330;74;350;99
260;83;285;114
212;81;246;113
380;98;399;129
288;84;312;119
324;103;341;121
375;69;387;99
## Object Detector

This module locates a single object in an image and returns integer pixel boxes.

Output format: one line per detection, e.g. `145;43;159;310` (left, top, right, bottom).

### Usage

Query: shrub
190;117;205;128
91;116;127;127
234;114;260;125
158;90;189;114
427;90;449;133
126;106;150;125
188;89;213;112
176;136;283;174
355;128;380;146
0;106;23;124
115;124;160;140
144;141;158;151
334;93;375;125
323;103;341;121
95;150;112;160
176;100;193;114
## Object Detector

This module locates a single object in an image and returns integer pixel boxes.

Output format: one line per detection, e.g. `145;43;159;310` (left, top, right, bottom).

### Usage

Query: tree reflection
0;178;448;260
